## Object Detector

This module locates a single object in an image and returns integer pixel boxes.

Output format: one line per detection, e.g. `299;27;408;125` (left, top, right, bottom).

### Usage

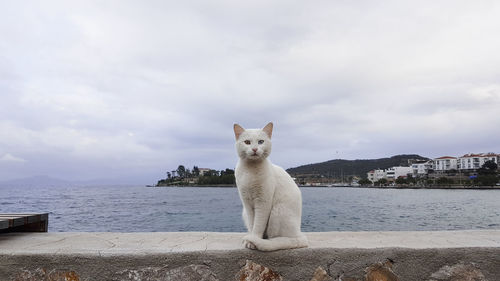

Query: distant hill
286;154;429;179
0;175;74;188
0;175;142;188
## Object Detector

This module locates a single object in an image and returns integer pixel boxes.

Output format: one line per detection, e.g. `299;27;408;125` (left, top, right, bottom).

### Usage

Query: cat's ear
233;124;245;140
262;122;273;139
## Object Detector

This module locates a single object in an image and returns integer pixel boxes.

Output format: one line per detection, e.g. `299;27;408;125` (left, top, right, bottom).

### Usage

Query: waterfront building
411;160;434;177
367;169;385;183
368;167;413;182
198;168;211;176
365;152;498;184
457;153;499;170
434;156;458;172
385;166;413;180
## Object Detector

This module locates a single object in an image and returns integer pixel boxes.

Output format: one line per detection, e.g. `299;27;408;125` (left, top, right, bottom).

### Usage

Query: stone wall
1;231;499;281
3;248;499;280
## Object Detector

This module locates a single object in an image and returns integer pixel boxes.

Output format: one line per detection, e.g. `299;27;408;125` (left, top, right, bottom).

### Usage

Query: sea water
1;185;499;232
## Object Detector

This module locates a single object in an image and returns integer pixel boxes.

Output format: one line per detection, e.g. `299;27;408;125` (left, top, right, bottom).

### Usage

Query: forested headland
156;165;235;186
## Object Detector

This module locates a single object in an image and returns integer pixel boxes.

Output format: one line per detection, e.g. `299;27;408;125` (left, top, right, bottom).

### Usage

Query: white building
367;169;385;182
368;166;413;182
434;156;458;172
385;166;413;180
411;160;434;177
198;168;211;176
458;153;498;170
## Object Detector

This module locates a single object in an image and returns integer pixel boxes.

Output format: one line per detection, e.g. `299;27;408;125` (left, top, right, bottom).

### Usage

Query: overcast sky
1;1;499;183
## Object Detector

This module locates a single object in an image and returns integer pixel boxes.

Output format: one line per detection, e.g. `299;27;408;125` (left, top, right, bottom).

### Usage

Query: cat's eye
258;140;264;144
244;140;251;145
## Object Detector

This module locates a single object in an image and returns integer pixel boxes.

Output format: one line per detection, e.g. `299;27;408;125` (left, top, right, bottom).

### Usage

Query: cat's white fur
233;122;308;251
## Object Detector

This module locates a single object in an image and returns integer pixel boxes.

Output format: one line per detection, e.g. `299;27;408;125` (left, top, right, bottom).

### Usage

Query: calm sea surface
1;185;499;232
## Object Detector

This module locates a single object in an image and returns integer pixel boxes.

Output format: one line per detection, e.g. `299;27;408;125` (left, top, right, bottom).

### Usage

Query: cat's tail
248;235;309;252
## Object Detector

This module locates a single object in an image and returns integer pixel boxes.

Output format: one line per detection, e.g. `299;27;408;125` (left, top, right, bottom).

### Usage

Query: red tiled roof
461;153;499;158
435;156;456;159
461;153;481;157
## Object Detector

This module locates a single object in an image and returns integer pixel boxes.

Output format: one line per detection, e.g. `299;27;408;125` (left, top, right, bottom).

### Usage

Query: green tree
221;169;235;176
176;165;186;178
204;169;219;177
474;175;498;186
358;178;372;186
156;179;168;186
436;177;453;185
479;160;498;175
395;177;407;185
197;169;235;185
193;166;200;177
406;175;416;184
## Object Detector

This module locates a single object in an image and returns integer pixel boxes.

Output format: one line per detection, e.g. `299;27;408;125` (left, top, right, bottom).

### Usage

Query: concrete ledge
1;230;500;255
1;231;500;280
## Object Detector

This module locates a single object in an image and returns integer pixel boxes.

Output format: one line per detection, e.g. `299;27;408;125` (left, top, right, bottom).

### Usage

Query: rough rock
236;260;283;281
309;266;332;281
364;260;399;281
113;264;218;281
329;259;399;281
337;278;358;281
428;263;487;281
14;268;80;281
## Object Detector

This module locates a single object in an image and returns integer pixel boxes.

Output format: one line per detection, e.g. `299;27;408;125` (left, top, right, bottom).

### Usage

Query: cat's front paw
242;234;259;250
243;240;257;250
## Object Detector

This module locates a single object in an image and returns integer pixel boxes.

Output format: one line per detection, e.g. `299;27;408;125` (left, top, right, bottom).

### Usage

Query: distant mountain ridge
0;175;141;188
0;175;73;188
286;154;429;178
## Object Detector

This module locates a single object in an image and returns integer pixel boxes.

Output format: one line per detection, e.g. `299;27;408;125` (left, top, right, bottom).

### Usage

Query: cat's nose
252;148;258;152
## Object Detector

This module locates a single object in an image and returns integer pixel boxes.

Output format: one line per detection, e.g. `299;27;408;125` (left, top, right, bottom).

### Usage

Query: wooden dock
0;213;48;233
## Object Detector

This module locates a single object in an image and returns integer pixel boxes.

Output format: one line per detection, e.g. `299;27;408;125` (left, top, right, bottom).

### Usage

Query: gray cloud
1;1;499;183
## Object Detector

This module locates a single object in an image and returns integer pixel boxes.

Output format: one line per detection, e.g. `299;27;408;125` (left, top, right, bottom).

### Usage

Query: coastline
353;185;500;190
301;185;500;190
153;184;500;190
154;184;236;188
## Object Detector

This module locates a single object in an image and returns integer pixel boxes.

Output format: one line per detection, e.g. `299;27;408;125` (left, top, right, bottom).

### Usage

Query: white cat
233;122;308;251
